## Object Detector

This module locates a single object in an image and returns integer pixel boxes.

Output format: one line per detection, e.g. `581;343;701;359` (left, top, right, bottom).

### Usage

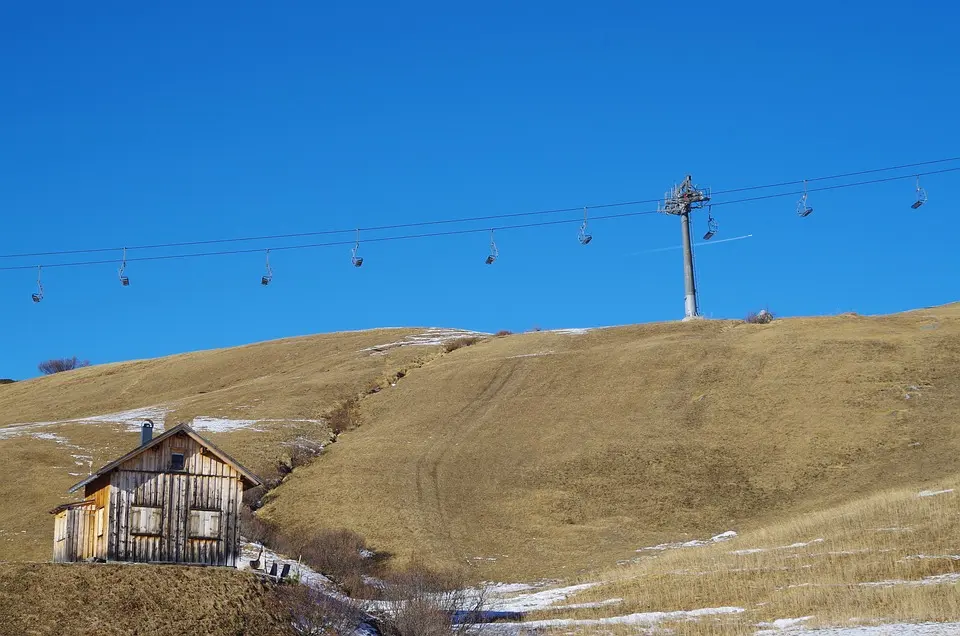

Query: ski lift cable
711;156;960;196
1;166;959;273
1;159;959;262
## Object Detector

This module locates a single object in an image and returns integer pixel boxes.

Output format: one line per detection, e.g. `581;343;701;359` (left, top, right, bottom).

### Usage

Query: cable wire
2;157;958;262
1;164;958;273
711;156;960;196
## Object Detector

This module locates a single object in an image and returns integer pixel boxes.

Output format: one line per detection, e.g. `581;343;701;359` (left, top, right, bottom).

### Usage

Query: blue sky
1;1;958;379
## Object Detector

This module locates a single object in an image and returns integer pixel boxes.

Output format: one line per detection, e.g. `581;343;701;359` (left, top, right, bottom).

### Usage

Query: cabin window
130;506;162;536
171;453;185;471
95;507;105;537
188;509;221;539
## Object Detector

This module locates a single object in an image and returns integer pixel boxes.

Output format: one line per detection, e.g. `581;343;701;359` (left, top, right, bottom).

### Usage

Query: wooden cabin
52;421;261;566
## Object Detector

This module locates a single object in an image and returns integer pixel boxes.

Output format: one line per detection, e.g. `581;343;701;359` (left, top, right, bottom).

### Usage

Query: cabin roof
67;423;262;493
49;500;95;514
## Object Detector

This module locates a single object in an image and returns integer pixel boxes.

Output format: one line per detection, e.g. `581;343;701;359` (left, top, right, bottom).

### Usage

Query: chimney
141;419;154;446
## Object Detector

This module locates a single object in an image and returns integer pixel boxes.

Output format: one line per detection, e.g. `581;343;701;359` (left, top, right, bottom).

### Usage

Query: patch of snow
31;432;63;441
507;351;555;359
875;527;912;532
639;530;738;552
759;616;816;629
237;542;336;594
918;489;954;498
485;582;601;612
482;582;545;596
487;606;744;632
360;328;489;352
755;622;960;635
0;423;56;440
190;416;264;433
72;405;170;431
906;554;960;561
551;598;623;610
2;406;325;445
731;538;824;556
0;405;170;442
547;328;593;335
860;573;960;588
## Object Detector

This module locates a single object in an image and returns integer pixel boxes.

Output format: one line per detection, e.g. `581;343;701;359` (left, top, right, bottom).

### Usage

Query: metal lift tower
660;175;711;320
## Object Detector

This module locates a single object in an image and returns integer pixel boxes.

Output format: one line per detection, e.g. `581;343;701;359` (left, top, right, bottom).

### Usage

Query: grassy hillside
522;479;960;634
259;304;960;580
0;327;456;561
2;305;959;589
0;563;292;636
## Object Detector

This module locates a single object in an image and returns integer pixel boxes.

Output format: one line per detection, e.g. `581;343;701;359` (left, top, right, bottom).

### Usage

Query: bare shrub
38;357;90;375
380;560;486;636
278;583;367;636
443;337;480;353
277;441;326;478
494;330;512;337
0;379;14;385
239;507;277;544
327;397;360;435
239;516;385;595
299;529;379;587
745;309;775;324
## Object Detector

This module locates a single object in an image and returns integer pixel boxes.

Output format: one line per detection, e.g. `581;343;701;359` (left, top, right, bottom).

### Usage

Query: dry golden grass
524;479;960;633
260;304;960;580
4;303;960;602
0;563;293;636
0;328;448;561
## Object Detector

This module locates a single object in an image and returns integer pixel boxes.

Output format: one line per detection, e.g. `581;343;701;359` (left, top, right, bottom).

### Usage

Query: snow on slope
482;606;745;634
360;328;489;352
0;405;326;443
756;622;960;635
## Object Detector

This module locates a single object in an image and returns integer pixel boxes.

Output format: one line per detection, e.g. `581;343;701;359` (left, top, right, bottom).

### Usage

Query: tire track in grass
414;358;522;558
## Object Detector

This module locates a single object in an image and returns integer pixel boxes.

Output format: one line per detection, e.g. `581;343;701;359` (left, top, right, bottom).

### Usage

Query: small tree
38;357;90;375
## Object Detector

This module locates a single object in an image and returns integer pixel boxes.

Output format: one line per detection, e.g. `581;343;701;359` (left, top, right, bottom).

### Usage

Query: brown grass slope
0;563;292;636
260;304;960;580
546;479;960;634
0;328;443;561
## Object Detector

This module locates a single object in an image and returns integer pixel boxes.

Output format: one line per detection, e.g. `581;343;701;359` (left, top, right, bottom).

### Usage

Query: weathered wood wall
52;502;96;563
101;431;243;566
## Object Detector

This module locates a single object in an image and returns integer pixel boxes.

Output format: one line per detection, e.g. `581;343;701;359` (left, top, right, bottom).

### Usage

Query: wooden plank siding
51;502;96;563
54;424;257;566
98;431;243;566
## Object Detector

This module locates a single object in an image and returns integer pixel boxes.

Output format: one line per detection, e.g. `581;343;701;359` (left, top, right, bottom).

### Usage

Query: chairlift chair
578;207;593;245
485;229;499;264
703;208;718;240
911;176;927;209
797;181;813;217
261;250;273;285
32;266;43;303
118;248;130;286
351;229;364;267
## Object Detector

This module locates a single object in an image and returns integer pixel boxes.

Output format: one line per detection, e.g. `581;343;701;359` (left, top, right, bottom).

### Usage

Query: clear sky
1;1;958;380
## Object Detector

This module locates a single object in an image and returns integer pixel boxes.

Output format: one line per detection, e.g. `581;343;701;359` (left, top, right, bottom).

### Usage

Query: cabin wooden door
165;473;191;562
